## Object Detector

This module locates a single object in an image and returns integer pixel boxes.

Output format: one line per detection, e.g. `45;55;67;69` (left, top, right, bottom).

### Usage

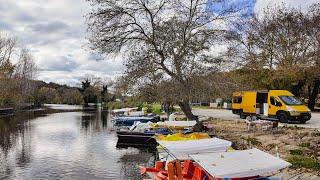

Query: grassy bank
107;102;164;115
205;118;320;177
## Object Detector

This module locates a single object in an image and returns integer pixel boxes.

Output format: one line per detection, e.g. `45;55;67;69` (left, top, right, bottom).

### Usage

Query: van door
268;95;279;116
243;92;257;114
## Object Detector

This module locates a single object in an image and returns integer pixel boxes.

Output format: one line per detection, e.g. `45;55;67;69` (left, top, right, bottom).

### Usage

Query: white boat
157;137;232;161
189;148;291;179
156;120;197;128
110;107;144;117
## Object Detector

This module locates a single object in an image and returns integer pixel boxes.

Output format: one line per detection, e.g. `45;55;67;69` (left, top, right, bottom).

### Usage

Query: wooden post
167;162;175;180
175;160;183;180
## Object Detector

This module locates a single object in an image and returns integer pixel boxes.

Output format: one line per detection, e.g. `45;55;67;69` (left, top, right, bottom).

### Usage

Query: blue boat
113;116;160;127
116;127;171;148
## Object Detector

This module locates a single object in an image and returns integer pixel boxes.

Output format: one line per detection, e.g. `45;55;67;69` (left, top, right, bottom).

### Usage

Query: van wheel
278;112;288;123
240;113;247;119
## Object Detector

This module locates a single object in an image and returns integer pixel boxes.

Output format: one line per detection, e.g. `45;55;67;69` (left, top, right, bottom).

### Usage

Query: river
0;105;155;180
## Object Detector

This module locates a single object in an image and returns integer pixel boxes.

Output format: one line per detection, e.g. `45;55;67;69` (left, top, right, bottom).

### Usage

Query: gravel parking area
193;108;320;129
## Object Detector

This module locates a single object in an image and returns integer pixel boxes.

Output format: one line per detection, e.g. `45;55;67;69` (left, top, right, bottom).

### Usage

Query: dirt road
193;108;320;129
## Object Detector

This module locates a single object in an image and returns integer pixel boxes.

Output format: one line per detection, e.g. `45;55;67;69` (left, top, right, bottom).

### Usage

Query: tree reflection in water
0;107;155;179
80;108;109;132
0;111;39;178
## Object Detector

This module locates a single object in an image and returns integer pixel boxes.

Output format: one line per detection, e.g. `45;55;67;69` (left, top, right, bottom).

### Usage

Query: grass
290;149;303;156
299;142;311;148
107;101;122;110
288;155;320;170
265;143;276;150
241;136;262;146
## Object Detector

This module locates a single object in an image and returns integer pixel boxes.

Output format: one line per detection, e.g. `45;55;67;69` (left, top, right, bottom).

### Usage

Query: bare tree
0;32;16;66
13;48;38;105
87;0;240;120
306;3;320;110
228;3;320;109
15;48;37;80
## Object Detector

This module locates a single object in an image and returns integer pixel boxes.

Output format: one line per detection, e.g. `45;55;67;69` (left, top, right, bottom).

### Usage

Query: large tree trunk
308;78;320;111
178;99;198;121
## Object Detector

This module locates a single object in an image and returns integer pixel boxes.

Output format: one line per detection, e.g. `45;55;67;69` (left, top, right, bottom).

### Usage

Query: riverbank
205;118;320;179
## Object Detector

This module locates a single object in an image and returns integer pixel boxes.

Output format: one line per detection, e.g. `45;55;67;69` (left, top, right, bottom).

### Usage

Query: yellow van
232;90;311;123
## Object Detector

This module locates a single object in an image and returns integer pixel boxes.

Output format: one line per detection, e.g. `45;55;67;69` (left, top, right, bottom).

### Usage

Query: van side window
270;96;276;106
233;96;242;103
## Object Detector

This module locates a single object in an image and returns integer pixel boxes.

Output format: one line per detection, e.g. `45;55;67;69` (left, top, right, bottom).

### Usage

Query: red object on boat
140;160;260;180
140;160;214;180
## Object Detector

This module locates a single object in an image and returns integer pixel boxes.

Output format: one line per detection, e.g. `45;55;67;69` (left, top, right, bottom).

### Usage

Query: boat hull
116;132;157;147
0;108;14;116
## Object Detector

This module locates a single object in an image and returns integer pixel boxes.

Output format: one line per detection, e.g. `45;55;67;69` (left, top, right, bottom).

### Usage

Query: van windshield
279;96;303;106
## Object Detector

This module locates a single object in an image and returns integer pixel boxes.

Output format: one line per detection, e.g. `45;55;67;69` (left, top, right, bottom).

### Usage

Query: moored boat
0;107;14;116
113;116;160;128
116;128;171;148
116;121;202;148
140;148;291;180
111;107;143;118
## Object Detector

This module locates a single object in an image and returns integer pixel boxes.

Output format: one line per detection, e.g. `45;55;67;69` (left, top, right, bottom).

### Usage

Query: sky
0;0;318;86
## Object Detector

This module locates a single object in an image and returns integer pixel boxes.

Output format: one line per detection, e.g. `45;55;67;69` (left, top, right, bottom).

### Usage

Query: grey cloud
0;1;38;22
0;0;123;85
29;21;69;33
0;21;13;30
16;12;36;22
88;53;105;61
41;56;80;72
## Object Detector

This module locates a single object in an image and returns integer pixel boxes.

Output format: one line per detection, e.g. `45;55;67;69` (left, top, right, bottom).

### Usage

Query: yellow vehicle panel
232;91;243;110
291;105;309;112
242;91;257;114
269;90;293;97
267;95;286;116
232;103;242;110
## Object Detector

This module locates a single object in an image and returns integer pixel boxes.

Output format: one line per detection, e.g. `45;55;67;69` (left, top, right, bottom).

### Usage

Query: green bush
299;142;311;148
0;96;15;106
152;103;162;115
108;101;122;110
241;136;262;146
288;155;320;170
290;149;303;155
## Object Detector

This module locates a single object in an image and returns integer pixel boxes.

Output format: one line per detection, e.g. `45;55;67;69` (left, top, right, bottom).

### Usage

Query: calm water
0;105;155;180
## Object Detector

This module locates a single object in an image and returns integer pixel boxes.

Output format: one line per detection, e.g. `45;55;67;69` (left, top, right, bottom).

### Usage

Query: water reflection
0;106;155;179
0;112;35;179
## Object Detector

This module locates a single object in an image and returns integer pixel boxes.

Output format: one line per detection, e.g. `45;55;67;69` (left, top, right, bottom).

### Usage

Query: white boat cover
157;138;232;159
190;148;291;178
111;107;138;113
156;121;197;127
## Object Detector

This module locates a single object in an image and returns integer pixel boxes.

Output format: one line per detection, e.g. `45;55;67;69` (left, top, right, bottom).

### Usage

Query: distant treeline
0;32;83;108
35;81;83;105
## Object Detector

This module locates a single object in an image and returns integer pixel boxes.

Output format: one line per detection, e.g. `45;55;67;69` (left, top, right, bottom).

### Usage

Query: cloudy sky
0;0;318;86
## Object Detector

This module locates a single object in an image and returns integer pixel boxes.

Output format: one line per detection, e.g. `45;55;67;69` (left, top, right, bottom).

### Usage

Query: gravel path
193;108;320;129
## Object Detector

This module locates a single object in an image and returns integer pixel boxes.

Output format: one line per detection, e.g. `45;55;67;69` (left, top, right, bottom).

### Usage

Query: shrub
290;149;303;156
288;155;320;170
0;96;15;106
152;104;162;115
108;101;122;110
299;142;311;148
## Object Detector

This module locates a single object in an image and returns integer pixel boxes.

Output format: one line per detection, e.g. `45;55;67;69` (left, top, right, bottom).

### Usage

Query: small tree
87;0;240;120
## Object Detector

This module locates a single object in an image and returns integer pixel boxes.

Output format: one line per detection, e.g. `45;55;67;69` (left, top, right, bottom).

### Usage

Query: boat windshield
279;96;303;106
